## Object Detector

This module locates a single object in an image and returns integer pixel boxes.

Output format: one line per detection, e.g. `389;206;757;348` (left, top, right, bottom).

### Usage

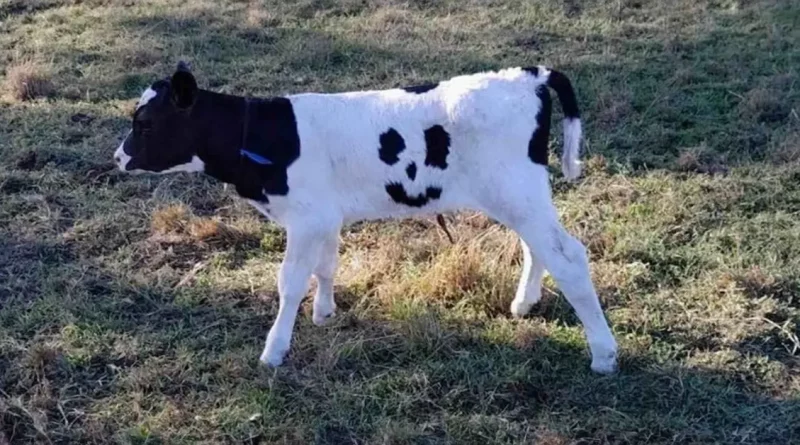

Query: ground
1;0;799;444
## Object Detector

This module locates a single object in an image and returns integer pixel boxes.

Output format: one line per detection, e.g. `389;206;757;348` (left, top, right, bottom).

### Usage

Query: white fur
114;87;157;171
160;156;205;173
562;118;582;181
113;131;133;171
136;87;157;110
114;136;204;174
510;240;545;317
152;67;615;373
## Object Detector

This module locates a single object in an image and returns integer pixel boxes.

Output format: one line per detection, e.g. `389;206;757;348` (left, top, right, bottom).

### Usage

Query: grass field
1;0;799;443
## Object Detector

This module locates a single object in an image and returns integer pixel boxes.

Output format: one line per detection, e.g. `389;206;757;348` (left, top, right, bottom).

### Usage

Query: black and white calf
113;62;618;374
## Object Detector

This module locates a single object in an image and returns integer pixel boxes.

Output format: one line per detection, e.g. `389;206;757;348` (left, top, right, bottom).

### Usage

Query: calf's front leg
260;224;333;367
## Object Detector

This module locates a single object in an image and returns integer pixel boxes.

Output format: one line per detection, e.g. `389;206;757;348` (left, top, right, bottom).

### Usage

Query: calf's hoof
259;343;289;368
590;351;618;375
312;304;337;326
510;299;534;318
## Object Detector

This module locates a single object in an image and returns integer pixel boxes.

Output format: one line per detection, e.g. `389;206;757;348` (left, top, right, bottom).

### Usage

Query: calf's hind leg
521;216;616;373
486;185;617;374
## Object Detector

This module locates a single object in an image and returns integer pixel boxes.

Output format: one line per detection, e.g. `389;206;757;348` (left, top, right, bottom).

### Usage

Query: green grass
1;0;799;443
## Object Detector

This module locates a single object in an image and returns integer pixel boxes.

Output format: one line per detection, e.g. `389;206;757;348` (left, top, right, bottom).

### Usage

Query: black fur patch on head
378;128;406;165
527;86;552;166
122;80;195;172
405;162;417;181
402;83;438;94
385;182;442;207
424;125;450;170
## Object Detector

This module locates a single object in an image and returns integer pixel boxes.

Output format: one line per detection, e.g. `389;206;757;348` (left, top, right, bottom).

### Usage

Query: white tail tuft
561;117;582;181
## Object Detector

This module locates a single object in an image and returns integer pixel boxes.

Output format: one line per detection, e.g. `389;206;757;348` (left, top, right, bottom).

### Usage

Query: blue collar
240;98;273;166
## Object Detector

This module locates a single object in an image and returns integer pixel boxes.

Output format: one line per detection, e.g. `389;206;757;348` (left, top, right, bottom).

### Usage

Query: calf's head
114;62;205;174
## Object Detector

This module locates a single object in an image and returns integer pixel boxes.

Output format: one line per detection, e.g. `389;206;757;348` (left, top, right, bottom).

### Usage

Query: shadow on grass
1;242;798;443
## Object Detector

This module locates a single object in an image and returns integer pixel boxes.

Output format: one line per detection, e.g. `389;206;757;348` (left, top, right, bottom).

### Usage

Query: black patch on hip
385;182;442;207
424;125;450;170
405;162;417;181
378;128;406;165
527;86;551;166
402;83;438;94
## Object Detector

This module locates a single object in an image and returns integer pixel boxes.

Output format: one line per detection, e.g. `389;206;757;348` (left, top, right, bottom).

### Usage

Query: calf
113;62;618;374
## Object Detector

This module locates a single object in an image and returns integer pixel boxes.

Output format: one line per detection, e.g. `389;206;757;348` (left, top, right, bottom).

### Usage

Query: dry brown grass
407;243;486;301
19;342;62;385
245;2;279;28
123;48;162;68
676;145;728;175
187;218;250;245
149;203;256;247
676;149;701;172
533;430;571;445
339;219;520;316
512;322;547;351
581;154;609;176
150;204;192;235
3;61;54;101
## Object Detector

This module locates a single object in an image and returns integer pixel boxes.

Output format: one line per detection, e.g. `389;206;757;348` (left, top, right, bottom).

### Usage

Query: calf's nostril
114;155;121;164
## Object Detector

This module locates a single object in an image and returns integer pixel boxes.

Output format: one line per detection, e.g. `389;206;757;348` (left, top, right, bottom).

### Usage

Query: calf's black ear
170;61;197;109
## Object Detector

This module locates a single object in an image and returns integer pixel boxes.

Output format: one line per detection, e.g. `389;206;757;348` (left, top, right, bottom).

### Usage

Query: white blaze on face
136;87;158;110
114;87;156;171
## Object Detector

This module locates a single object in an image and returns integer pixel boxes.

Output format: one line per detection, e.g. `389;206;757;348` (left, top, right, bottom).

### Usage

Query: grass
2;60;55;101
1;0;799;443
